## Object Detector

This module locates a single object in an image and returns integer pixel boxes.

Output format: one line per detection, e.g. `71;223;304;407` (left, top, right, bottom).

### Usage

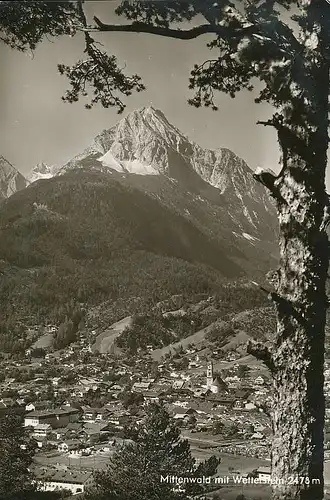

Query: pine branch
92;16;256;40
253;167;281;201
92;3;303;59
246;340;275;371
257;117;311;162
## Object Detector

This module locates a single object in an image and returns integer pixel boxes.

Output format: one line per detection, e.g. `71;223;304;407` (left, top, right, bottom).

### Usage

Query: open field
32;333;54;349
92;316;132;354
151;322;218;361
214;354;265;370
34;449;113;470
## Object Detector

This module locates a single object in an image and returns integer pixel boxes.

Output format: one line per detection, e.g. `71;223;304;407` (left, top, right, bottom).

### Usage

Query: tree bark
269;128;329;499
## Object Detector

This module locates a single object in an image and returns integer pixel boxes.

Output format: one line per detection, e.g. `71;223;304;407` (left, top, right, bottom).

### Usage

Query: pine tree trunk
270;136;329;500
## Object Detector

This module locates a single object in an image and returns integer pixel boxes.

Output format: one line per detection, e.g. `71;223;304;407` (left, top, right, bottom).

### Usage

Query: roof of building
211;376;228;390
132;382;151;390
257;466;271;475
25;407;80;418
58;439;81;447
172;380;185;389
33;424;52;431
206;394;235;403
55;427;69;435
66;422;84;431
83;422;110;434
35;469;92;484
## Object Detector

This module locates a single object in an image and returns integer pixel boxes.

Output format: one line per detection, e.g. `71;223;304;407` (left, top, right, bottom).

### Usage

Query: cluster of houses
19;359;272;494
0;332;277;495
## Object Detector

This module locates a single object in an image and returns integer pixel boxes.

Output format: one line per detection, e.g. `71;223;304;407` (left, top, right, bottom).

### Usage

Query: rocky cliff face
0;156;28;201
59;106;277;252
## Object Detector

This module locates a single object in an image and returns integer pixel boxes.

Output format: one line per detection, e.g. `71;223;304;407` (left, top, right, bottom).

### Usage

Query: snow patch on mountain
98;151;159;176
242;232;260;242
60;106;277;243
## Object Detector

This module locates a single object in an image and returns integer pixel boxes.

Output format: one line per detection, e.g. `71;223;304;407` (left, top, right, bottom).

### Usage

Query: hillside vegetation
0;170;267;351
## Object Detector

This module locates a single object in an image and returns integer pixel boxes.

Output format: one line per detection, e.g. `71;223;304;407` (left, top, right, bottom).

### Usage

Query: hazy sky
0;1;287;179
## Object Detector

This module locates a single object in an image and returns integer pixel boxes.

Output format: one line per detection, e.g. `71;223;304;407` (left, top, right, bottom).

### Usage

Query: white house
132;381;151;392
255;376;265;385
33;424;52;439
52;377;61;387
251;432;265;440
58;439;81;453
24;408;80;428
245;402;257;411
37;470;93;495
256;466;271;482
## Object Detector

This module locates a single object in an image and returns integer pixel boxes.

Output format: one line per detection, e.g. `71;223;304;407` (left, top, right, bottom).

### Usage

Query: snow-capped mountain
61;106;186;175
0;156;28;201
27;162;55;183
60;106;277;249
0;107;279;284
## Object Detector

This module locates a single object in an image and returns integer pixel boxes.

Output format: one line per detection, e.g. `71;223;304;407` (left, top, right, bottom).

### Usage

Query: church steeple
206;360;214;389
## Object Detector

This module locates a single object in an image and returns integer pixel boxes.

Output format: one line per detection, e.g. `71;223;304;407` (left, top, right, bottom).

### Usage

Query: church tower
206;360;214;389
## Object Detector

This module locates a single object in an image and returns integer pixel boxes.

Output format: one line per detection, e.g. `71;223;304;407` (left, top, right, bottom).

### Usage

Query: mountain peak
140;104;161;114
60;108;260;192
0;156;28;200
120;105;181;136
0;155;14;168
59;108;274;228
27;162;55;183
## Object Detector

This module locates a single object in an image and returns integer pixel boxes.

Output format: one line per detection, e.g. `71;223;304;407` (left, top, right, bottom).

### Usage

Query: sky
0;1;289;180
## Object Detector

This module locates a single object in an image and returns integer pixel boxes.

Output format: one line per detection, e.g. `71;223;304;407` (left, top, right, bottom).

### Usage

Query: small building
206;394;235;407
58;439;81;453
33;423;52;439
255;466;271;482
141;390;160;402
52;377;61;387
206;361;227;394
255;376;265;385
111;384;123;393
26;401;52;412
132;381;151;392
251;432;265;440
82;407;97;421
82;422;111;443
2;397;16;407
172;380;185;390
36;469;93;495
24;407;81;428
172;407;197;425
245;402;257;411
50;428;68;442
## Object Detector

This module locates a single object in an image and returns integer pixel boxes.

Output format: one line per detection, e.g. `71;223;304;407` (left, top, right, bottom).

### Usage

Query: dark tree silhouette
84;402;219;500
0;413;36;499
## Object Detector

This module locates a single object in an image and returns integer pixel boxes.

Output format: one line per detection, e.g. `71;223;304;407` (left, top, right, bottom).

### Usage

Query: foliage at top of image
0;1;78;51
1;0;327;130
